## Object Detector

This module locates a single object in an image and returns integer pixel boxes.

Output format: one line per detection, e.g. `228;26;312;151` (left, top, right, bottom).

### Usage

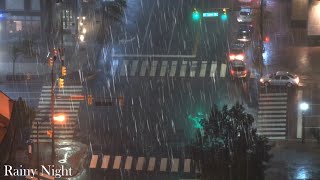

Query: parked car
237;8;253;23
228;43;245;61
239;22;254;34
237;31;252;42
229;60;248;79
259;71;299;87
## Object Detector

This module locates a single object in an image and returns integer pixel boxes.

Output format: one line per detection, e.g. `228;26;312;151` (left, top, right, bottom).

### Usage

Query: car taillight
229;54;235;60
231;70;235;74
243;70;247;74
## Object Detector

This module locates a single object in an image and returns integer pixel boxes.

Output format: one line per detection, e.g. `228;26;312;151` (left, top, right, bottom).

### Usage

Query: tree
190;103;271;180
9;39;36;77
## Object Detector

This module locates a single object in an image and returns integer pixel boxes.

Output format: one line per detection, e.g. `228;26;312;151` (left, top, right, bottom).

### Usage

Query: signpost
202;12;219;17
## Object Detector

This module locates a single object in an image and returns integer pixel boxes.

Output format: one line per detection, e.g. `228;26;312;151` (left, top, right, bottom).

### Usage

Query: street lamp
299;102;309;143
79;34;85;42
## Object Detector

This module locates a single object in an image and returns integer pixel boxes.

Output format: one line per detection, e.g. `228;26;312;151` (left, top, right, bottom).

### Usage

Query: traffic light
61;66;67;77
221;8;228;21
192;9;201;21
47;130;52;138
264;36;270;42
59;78;64;88
48;57;54;67
88;95;93;105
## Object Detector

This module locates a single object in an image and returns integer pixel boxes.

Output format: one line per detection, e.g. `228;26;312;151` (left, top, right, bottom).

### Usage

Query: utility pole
51;55;55;164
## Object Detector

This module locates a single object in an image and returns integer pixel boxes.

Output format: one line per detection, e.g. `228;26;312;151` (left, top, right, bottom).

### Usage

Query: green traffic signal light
221;14;228;21
192;10;201;21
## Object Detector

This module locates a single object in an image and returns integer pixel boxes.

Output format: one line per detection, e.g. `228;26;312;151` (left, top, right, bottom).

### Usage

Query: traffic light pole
51;59;55;164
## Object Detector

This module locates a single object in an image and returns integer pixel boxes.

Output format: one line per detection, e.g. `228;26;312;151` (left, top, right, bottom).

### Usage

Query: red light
264;36;270;42
231;70;235;74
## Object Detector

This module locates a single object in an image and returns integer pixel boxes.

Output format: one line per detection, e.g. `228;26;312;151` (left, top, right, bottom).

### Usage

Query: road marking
89;155;98;168
136;157;145;171
258;110;287;114
169;61;177;77
257;119;287;122
258;114;287;118
258;127;286;131
171;158;179;172
267;136;286;140
199;61;207;77
111;54;196;58
42;86;83;89
150;61;158;76
180;61;187;77
190;61;198;77
101;155;110;169
130;60;139;76
147;157;156;171
140;60;148;76
220;63;227;77
120;60;129;76
209;62;217;77
160;158;168;171
113;156;122;169
184;159;191;173
259;97;287;101
258;123;286;126
297;90;303;138
124;156;133;170
160;61;168;77
259;102;287;105
259;106;287;109
260;93;287;97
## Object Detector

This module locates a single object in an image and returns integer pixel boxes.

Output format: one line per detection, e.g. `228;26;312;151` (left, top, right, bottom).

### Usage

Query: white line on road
111;54;196;58
297;90;303;138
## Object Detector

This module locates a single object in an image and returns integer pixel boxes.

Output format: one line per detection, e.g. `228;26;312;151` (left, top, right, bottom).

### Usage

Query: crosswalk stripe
113;156;122;169
258;132;286;135
184;159;191;173
124;156;133;170
140;60;148;76
169;61;177;77
30;134;74;138
101;155;110;169
199;61;207;77
38;105;80;108
190;61;198;77
180;61;187;77
258;119;286;122
171;159;179;172
37;113;79;117
147;157;156;171
258;123;286;127
268;136;286;140
136;157;145;171
259;102;287;105
258;108;287;114
258;114;286;118
259;97;287;101
220;63;227;77
120;60;129;76
90;155;98;168
41;89;82;93
160;158;168;171
130;60;139;76
259;106;287;109
38;101;81;105
160;61;168;77
209;62;217;77
37;109;79;113
260;93;287;97
150;61;158;76
258;127;286;131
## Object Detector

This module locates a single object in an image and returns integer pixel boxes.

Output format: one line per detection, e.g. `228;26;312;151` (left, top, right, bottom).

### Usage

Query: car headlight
260;78;264;83
294;77;299;84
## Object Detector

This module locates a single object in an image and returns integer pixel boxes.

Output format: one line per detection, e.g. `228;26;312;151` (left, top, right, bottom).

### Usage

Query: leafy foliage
191;103;271;180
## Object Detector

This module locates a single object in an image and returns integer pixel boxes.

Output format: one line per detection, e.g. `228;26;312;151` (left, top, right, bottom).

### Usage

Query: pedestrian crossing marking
130;60;139;76
171;158;179;172
160;61;168;76
150;61;158;76
180;61;187;77
147;157;156;171
184;159;191;173
124;156;133;170
259;105;287;109
136;157;145;171
101;155;110;169
169;61;177;77
190;61;198;77
160;158;168;171
90;155;98;168
140;60;148;76
220;63;227;77
209;62;217;77
113;156;122;169
199;61;207;77
120;60;128;76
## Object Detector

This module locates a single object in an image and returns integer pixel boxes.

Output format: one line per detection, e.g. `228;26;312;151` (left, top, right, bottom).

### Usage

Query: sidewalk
15;141;88;179
265;140;320;180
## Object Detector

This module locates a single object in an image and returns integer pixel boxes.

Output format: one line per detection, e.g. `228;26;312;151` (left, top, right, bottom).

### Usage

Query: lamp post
300;102;309;144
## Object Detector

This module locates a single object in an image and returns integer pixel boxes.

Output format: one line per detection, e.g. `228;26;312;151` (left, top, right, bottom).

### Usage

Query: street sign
203;12;219;17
